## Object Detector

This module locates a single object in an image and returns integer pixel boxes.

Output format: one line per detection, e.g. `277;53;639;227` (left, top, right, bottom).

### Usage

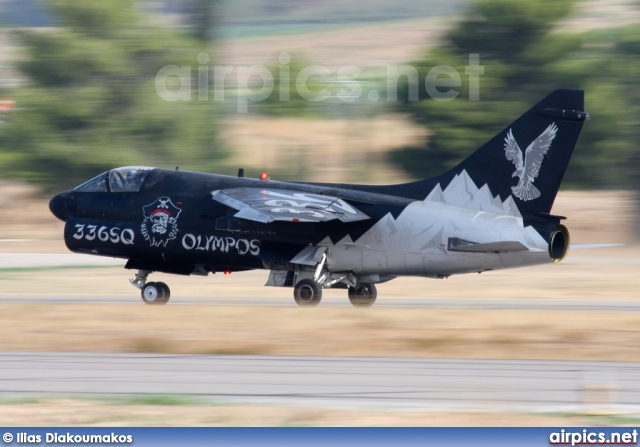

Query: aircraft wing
211;187;370;224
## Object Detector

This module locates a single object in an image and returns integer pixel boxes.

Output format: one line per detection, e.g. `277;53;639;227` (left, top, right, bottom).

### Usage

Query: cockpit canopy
74;166;155;193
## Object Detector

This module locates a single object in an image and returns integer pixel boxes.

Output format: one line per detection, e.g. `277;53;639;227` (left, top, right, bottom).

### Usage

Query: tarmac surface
1;353;638;412
2;252;639;415
1;294;640;310
0;253;124;269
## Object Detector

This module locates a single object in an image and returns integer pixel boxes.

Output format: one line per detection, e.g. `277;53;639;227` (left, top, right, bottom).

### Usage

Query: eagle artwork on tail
504;123;558;201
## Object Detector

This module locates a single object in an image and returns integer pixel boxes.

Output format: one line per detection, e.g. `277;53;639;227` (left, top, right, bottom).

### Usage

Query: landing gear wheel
348;283;377;307
155;282;171;303
293;279;322;306
141;281;167;305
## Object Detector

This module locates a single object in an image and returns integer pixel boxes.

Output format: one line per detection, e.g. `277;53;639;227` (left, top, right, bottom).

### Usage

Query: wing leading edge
212;187;370;224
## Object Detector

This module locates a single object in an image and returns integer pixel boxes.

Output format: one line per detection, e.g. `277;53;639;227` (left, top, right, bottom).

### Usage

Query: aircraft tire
348;283;377;307
155;282;171;303
141;282;167;305
293;279;322;306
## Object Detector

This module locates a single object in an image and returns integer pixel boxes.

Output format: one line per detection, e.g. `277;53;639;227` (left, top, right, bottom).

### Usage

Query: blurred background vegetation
390;0;640;190
0;0;219;190
0;0;639;194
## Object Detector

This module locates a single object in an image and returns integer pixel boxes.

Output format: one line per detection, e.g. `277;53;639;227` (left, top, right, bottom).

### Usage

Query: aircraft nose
49;192;72;222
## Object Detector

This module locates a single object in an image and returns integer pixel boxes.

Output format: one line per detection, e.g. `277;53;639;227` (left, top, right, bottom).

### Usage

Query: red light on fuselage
224;270;231;276
260;172;269;181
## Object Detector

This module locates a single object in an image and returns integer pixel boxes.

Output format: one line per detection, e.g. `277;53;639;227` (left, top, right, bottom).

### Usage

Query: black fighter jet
50;89;589;306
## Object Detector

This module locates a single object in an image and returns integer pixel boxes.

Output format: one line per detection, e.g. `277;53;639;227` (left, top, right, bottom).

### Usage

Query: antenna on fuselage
238;168;244;178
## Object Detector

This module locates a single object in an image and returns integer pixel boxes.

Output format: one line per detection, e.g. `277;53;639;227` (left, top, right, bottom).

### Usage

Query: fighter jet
49;89;590;306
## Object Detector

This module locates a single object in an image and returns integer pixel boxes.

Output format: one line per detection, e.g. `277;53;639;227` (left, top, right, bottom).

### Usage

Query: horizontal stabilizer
212;187;370;224
448;237;530;253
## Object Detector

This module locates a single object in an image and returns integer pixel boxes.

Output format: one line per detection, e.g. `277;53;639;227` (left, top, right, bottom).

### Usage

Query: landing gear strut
130;270;171;305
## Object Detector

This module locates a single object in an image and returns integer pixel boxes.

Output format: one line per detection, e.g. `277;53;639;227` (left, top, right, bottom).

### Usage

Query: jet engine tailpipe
549;225;570;262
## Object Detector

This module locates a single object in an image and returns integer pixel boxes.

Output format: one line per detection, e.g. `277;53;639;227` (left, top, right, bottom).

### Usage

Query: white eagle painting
504;122;558;201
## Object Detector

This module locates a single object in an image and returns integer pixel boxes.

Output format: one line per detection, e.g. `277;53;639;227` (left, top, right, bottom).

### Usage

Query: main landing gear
267;251;379;307
293;278;322;306
291;277;377;308
130;270;171;305
348;283;377;307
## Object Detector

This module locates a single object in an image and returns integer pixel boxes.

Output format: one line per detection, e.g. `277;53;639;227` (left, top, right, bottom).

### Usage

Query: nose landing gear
130;270;171;305
141;281;170;304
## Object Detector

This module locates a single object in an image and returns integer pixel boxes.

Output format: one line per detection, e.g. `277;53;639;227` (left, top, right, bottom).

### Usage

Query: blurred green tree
599;25;640;236
186;0;216;41
0;0;220;191
390;0;634;190
251;55;331;118
607;26;640;189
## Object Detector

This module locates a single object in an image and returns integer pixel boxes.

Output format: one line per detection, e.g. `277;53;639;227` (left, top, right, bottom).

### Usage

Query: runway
1;294;640;311
1;353;639;412
0;253;124;269
2;253;639;415
1;252;639;310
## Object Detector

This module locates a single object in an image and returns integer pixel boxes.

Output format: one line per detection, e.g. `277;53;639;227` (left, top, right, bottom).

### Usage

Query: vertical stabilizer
387;90;589;216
